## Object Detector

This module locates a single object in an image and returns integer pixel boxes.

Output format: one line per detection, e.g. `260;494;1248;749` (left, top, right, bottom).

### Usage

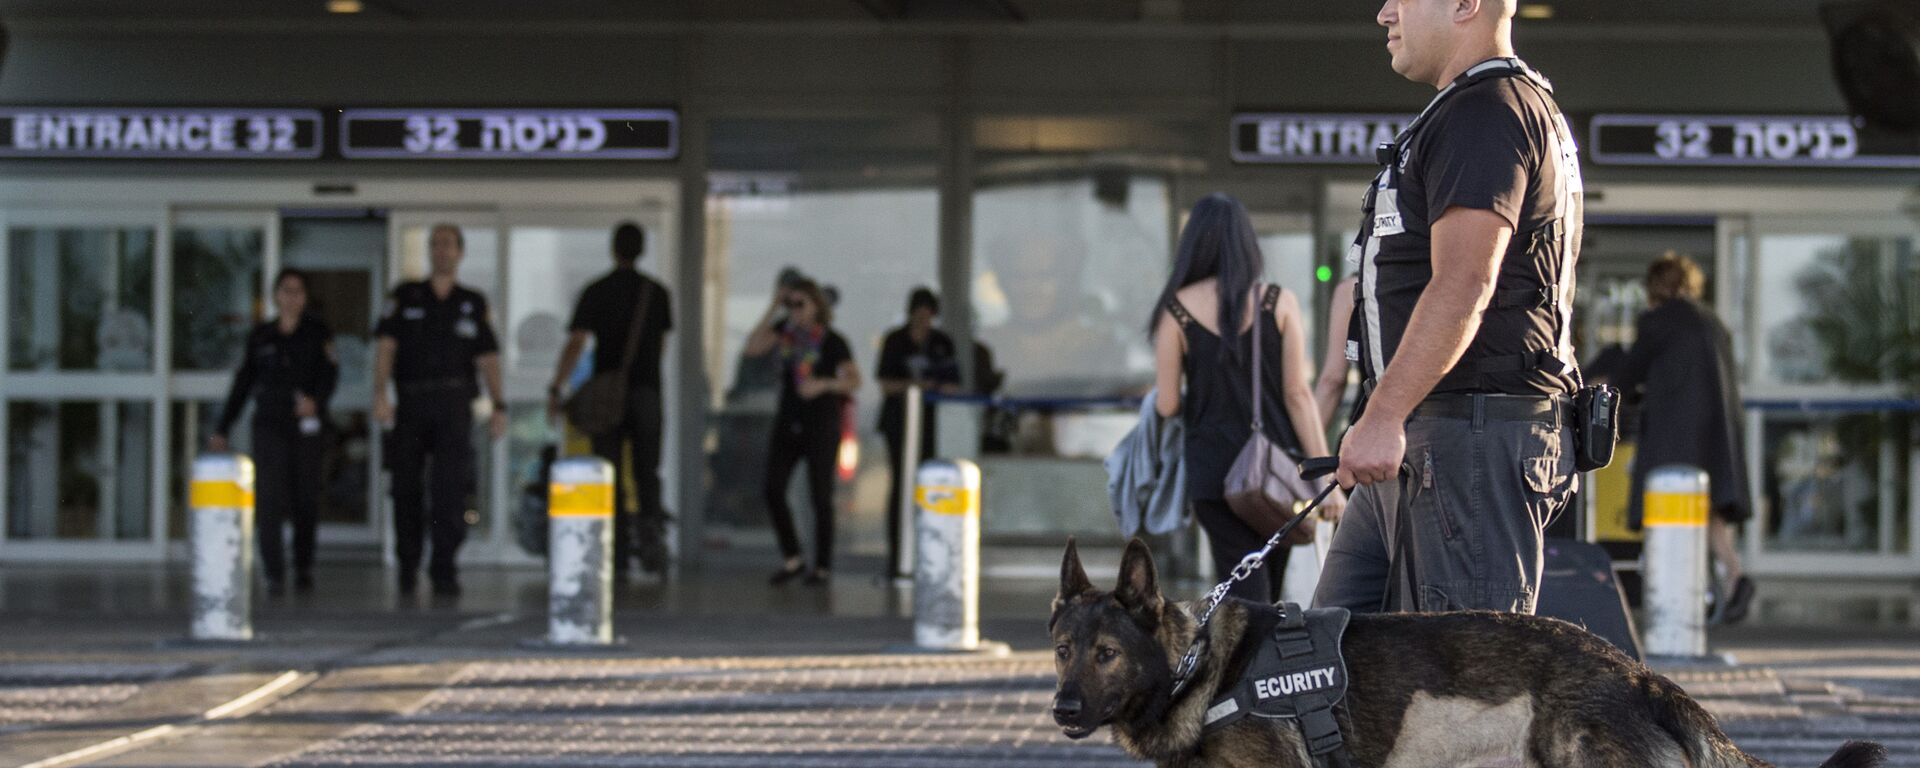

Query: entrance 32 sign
0;108;323;159
341;109;678;159
1589;114;1920;169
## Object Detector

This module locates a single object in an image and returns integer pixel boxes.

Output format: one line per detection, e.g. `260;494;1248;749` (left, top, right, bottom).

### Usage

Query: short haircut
430;223;464;250
1646;251;1705;304
908;286;940;315
788;278;834;327
613;222;646;261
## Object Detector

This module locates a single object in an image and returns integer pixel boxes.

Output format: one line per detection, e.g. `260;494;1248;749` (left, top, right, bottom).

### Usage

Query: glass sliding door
0;208;168;556
166;209;276;544
1741;218;1919;573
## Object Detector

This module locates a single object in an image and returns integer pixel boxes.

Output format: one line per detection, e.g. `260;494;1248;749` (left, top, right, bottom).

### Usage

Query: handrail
1742;398;1920;413
923;392;1143;412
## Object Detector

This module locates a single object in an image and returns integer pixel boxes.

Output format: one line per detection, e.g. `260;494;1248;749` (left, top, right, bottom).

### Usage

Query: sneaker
431;579;462;598
803;569;831;587
770;562;806;586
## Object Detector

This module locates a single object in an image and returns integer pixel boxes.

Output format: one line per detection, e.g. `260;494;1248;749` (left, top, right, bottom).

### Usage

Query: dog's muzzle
1053;695;1099;739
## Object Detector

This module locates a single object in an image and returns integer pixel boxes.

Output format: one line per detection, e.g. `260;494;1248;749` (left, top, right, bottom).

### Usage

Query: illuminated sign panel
1590;114;1920;169
340;109;678;160
0;108;323;159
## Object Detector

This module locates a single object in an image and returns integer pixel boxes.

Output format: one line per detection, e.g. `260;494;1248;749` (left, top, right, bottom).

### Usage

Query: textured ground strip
268;655;1920;767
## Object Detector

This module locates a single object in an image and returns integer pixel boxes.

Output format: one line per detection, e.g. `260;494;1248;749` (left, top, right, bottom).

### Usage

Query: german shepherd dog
1050;539;1886;768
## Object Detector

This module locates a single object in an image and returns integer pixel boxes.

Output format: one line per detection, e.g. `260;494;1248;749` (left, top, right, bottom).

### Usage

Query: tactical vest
1348;57;1584;409
1202;602;1353;767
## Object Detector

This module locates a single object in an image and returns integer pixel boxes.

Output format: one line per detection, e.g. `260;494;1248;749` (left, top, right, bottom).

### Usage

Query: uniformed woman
211;267;338;597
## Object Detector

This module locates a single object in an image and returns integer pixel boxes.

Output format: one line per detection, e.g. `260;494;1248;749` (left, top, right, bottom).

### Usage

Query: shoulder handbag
565;280;654;436
1223;284;1319;546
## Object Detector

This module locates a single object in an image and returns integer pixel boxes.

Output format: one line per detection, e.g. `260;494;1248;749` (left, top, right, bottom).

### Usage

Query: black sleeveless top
1172;285;1305;501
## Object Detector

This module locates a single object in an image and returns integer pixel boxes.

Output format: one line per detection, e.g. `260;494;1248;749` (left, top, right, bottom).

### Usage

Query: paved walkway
0;556;1915;766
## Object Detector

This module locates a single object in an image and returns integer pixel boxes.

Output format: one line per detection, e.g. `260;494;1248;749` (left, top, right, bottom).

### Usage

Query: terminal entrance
0;178;679;565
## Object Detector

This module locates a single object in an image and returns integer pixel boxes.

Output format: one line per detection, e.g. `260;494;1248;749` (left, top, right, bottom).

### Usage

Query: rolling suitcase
1537;538;1643;661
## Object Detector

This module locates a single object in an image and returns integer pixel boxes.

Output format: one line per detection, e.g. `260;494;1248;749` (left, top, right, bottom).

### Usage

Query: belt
397;377;473;396
1410;393;1567;424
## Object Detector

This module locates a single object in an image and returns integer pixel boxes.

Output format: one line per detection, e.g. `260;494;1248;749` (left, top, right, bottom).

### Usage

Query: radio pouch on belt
1572;384;1619;472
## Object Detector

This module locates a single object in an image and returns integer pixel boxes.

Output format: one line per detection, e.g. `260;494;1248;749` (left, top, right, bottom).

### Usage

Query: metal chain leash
1169;481;1340;699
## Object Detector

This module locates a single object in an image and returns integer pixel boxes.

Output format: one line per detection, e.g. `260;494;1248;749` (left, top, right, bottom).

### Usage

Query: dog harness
1201;602;1353;766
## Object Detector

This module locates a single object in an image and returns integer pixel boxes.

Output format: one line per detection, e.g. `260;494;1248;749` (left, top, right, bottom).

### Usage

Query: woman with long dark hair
744;277;862;586
1150;194;1343;602
211;268;338;596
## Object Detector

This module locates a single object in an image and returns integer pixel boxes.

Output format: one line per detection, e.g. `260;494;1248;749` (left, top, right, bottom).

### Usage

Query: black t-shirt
374;280;499;394
567;269;673;391
775;321;854;433
876;326;960;433
1366;67;1582;397
216;314;338;435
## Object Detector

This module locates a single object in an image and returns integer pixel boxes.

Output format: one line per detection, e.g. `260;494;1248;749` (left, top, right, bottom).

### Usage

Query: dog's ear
1058;537;1094;596
1053;537;1095;629
1114;538;1163;616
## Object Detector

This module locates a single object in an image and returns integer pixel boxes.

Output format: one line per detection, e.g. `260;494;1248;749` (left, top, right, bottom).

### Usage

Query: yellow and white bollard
1641;465;1710;659
546;456;616;646
190;453;256;642
910;459;1007;655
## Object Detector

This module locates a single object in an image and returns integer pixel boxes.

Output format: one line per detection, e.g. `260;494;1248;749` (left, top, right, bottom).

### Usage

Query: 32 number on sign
403;115;458;154
244;116;297;153
1654;121;1710;160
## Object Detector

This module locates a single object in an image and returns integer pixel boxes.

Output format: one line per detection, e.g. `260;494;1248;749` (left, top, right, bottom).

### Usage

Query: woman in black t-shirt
743;278;862;586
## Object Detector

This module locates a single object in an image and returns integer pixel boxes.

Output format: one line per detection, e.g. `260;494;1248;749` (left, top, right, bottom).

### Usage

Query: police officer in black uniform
211;268;338;597
373;224;508;597
1315;0;1583;615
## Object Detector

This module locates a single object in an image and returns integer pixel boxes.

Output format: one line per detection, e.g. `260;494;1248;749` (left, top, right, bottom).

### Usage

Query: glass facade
8;227;156;372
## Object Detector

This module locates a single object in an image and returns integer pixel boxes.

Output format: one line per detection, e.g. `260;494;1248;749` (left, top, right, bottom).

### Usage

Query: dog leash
1168;457;1342;699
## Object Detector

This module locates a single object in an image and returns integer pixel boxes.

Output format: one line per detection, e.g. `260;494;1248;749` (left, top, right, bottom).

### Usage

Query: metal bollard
1641;465;1710;658
893;384;925;581
546;457;616;646
189;453;255;642
910;458;1005;655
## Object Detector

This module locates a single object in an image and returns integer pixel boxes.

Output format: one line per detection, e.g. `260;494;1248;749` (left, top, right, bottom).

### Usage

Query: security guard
1315;0;1583;615
210;267;338;597
373;223;508;598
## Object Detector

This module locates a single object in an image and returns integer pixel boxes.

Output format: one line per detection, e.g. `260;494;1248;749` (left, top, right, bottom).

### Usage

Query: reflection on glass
507;227;619;372
1756;235;1915;386
972;176;1169;396
7;227;156;371
172;228;264;370
705;186;939;529
6;401;153;540
1762;411;1910;553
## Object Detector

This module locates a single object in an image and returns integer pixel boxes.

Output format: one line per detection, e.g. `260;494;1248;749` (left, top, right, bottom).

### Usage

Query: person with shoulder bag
548;222;674;579
1150;194;1344;603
